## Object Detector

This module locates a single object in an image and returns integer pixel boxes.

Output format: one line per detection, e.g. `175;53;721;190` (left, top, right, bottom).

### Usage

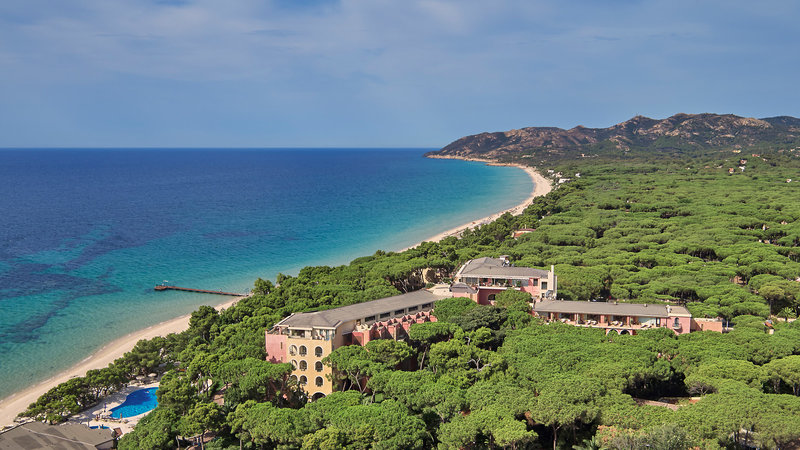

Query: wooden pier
154;285;244;296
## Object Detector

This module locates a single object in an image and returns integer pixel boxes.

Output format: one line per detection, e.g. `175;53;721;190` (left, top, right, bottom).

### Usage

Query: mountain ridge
426;113;800;162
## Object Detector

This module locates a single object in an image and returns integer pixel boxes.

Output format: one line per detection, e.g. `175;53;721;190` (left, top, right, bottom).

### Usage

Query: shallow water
0;148;532;399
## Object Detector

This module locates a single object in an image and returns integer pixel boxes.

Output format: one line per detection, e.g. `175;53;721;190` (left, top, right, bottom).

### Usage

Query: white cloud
1;0;798;146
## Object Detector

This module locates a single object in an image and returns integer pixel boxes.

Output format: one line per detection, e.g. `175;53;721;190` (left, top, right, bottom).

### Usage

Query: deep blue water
0;148;532;400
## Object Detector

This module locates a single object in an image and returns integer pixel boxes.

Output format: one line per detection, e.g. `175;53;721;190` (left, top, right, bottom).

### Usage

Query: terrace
533;300;692;335
543;312;681;334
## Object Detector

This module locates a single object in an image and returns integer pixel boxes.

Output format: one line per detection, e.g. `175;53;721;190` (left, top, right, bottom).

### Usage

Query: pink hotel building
450;256;557;304
265;257;715;398
265;289;442;398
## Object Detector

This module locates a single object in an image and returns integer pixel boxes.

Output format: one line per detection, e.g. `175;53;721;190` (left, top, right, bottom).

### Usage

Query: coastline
400;158;552;251
0;296;244;428
0;156;551;427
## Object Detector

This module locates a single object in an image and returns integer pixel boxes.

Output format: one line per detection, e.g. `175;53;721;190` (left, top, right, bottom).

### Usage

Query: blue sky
1;0;798;147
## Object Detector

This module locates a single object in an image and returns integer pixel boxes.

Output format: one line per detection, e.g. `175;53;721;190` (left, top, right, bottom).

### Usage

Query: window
315;377;324;387
380;312;391;319
299;345;307;356
532;279;539;286
394;309;405;315
315;346;323;357
299;376;307;385
289;345;297;356
421;303;432;309
315;361;323;372
487;294;496;301
299;360;307;370
365;315;376;322
408;306;418;312
541;281;548;290
290;375;298;383
291;360;297;369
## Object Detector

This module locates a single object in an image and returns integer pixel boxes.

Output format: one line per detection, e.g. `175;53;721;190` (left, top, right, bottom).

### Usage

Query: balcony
551;318;660;332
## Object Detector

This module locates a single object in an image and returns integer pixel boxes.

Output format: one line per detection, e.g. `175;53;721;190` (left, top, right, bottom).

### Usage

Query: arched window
299;345;307;356
487;294;496;301
315;346;324;357
315;376;324;387
299;360;308;371
299;375;307;385
289;345;297;356
291;360;297;370
315;361;323;372
289;375;298;383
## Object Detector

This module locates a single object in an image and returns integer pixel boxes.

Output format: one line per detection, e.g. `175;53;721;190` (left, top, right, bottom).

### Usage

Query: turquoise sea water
0;148;532;400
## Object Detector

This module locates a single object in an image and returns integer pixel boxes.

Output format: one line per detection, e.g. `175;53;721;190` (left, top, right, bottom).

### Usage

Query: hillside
427;113;800;164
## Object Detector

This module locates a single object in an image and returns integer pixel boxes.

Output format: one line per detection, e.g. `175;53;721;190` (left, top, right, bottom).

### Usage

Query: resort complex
2;254;732;449
264;257;722;398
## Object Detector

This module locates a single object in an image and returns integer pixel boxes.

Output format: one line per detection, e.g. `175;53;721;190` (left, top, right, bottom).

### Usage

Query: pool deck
69;381;159;435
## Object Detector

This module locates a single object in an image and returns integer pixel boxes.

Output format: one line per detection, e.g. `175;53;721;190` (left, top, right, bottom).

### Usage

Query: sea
0;148;533;400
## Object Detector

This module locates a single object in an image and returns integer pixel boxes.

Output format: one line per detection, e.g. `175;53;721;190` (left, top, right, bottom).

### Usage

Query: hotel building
264;289;444;399
531;299;719;335
450;256;557;304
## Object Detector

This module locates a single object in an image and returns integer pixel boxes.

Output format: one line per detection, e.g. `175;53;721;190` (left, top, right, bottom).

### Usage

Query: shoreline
399;158;552;251
0;156;551;427
0;296;244;428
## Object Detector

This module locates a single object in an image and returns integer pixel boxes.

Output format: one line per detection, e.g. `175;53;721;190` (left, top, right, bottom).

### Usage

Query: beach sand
0;296;243;428
400;161;552;251
0;160;552;426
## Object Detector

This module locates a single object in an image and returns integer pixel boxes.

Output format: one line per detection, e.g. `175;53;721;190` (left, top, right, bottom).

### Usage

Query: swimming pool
110;387;158;418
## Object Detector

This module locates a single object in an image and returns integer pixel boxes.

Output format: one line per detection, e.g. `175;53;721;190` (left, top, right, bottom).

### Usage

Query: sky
1;0;799;148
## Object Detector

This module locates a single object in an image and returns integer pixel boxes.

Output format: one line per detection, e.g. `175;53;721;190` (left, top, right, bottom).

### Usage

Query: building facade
450;256;557;304
532;300;696;335
265;289;444;399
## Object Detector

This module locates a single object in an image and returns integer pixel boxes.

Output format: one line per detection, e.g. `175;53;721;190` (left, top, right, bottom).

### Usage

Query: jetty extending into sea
154;285;243;296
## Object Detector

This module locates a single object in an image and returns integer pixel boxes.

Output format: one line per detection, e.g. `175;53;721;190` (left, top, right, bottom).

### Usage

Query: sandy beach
0;296;243;428
400;160;552;251
0;159;551;427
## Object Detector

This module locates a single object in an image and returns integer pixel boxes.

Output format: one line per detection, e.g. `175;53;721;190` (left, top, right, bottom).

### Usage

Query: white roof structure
455;257;551;280
534;300;691;318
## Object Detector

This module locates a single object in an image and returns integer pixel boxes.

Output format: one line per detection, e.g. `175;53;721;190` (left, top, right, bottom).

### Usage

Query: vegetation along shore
401;162;552;251
4;113;800;449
